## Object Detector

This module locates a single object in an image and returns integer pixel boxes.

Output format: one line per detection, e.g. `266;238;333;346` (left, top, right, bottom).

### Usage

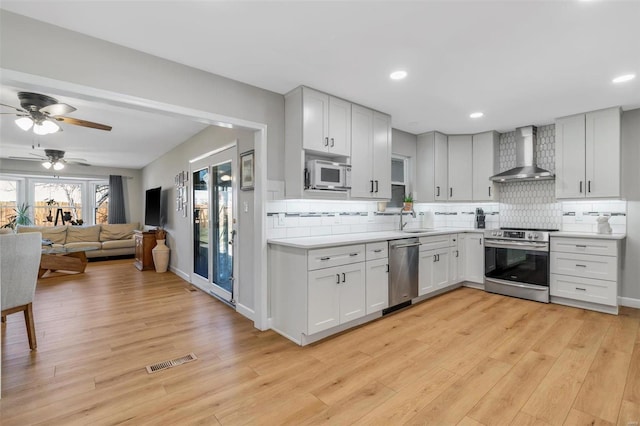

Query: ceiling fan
9;149;91;170
1;91;112;135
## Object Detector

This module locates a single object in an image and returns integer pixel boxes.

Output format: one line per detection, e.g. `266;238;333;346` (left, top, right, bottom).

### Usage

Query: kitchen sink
403;229;437;234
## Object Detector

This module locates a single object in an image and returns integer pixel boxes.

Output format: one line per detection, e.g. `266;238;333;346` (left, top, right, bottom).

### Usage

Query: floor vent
146;353;197;374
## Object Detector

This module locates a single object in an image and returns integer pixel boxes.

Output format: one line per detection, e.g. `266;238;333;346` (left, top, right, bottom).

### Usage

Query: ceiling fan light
15;117;34;131
42;161;52;169
33;122;48;135
41;120;60;134
53;162;64;171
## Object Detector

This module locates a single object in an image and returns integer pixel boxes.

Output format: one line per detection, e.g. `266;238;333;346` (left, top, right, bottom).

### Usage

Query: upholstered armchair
1;232;41;350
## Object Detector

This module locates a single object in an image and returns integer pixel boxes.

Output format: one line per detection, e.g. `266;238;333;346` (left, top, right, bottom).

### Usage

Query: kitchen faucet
400;209;416;230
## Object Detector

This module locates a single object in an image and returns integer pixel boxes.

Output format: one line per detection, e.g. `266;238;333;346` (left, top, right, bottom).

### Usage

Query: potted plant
45;198;57;222
403;195;414;211
2;203;33;230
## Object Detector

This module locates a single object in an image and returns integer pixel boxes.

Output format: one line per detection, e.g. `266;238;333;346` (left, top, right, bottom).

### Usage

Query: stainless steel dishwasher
385;238;420;314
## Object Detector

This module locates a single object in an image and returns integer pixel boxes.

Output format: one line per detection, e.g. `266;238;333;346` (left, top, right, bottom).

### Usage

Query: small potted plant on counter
403;195;414;211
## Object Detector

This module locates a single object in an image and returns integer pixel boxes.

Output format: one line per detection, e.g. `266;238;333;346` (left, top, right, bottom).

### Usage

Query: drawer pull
575;287;587;291
349;253;359;257
575;245;587;248
373;249;383;253
575;264;587;268
320;257;331;261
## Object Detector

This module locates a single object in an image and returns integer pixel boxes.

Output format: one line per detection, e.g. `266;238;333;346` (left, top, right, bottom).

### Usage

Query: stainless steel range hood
490;125;554;182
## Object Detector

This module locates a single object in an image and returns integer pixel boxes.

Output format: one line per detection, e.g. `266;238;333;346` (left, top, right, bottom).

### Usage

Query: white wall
391;128;417;195
0;10;285;181
621;108;640;301
142;125;256;310
0;158;142;224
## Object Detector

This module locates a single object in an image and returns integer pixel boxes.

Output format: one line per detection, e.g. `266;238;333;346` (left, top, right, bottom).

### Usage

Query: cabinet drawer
366;242;388;261
419;234;451;251
550;252;617;282
550;273;617;306
551;237;618;256
308;244;365;271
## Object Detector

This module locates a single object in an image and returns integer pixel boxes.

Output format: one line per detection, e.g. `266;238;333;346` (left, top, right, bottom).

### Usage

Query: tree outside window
94;184;109;224
34;182;83;225
0;179;18;228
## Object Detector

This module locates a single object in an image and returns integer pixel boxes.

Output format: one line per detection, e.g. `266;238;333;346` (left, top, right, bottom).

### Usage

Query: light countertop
268;228;484;249
550;231;626;240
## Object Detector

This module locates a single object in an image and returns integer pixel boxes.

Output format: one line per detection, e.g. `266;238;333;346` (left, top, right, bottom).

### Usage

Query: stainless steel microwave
305;159;351;191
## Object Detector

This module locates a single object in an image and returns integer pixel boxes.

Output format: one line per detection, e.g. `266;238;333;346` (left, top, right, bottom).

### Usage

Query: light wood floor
1;259;640;426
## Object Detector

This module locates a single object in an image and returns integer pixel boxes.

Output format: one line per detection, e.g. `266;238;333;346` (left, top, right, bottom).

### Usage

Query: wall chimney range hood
490;125;554;182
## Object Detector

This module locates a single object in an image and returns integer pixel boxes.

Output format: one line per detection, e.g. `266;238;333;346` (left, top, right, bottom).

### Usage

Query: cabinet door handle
330;137;335;147
436;254;440;262
436;186;440;197
433;255;437;262
336;274;340;284
576;287;587;291
588;180;591;193
324;137;329;147
386;264;389;273
488;186;491;197
320;256;331;261
374;249;383;253
576;264;587;268
342;273;346;283
575;245;587;248
370;180;374;193
479;238;482;245
349;253;359;257
450;188;453;197
456;250;459;258
579;181;583;193
375;180;379;193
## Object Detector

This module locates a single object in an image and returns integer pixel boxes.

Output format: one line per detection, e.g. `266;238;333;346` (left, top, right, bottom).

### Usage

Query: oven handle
485;240;549;251
485;277;548;292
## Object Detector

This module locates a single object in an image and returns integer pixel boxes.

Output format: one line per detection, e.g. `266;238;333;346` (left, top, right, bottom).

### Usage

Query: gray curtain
108;175;126;224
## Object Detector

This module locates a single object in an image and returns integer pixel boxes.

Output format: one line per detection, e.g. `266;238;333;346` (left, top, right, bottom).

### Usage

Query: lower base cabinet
366;258;389;314
308;262;366;335
464;233;484;284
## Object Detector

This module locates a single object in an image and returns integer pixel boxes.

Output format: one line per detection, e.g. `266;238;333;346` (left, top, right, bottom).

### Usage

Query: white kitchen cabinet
418;235;453;295
464;233;484;284
472;131;500;201
350;105;392;199
308;262;365;334
418;249;437;295
366;258;389;314
447;135;473;201
300;87;351;156
555;107;621;199
415;131;448;202
449;234;461;285
550;236;621;314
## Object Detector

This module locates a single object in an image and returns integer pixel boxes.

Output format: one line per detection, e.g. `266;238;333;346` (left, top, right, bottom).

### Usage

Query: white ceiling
1;1;639;168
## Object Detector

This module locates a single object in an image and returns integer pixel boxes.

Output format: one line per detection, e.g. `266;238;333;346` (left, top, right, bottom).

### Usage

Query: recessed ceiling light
612;73;636;84
469;112;484;118
390;70;407;80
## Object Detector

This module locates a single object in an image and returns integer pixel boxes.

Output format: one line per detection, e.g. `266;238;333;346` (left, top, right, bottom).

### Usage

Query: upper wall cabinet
472;131;499;201
416;131;448;202
556;107;621;199
447;135;473;201
302;87;352;156
350;105;392;199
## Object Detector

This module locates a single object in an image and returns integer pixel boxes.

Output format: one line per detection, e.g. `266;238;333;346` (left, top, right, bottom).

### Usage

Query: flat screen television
144;187;162;227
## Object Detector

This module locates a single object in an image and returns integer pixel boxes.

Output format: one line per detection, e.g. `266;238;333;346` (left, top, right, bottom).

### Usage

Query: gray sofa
16;223;139;258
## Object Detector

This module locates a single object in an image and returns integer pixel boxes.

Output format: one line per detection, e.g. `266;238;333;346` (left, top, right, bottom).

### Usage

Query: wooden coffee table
39;247;98;278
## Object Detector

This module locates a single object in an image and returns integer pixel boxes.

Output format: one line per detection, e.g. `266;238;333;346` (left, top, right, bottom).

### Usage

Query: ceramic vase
152;239;170;273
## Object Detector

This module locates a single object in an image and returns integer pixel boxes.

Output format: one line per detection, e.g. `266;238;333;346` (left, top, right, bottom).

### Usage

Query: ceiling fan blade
9;156;43;161
29;153;48;160
55;116;112;131
40;103;77;116
0;102;27;113
68;161;91;167
65;157;88;162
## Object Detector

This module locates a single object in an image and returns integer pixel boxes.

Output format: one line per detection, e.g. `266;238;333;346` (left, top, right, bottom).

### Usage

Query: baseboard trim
236;303;255;322
169;266;189;282
618;296;640;309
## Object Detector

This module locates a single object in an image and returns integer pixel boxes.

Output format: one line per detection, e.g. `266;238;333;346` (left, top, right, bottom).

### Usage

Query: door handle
579;181;583;193
349;253;359;257
370;180;374;193
588;180;591;193
576;264;587;268
330;137;335;147
324;137;329;147
576;287;587;291
437;254;440;261
456;250;459;258
433;255;437;262
374;249;383;253
436;186;440;197
342;273;346;283
336;274;340;284
488;186;491;197
386;264;389;272
375;180;379;193
320;256;331;261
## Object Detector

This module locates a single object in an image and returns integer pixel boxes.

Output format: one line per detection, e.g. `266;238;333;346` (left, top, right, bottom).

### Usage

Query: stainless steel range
484;228;556;303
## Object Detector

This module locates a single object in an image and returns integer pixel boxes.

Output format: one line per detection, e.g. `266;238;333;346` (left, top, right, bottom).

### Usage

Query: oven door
484;240;550;302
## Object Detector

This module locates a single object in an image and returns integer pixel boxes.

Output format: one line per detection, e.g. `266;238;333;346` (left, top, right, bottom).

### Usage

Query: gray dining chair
1;232;42;350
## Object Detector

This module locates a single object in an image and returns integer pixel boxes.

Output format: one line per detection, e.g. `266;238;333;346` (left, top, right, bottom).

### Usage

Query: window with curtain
94;183;109;224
